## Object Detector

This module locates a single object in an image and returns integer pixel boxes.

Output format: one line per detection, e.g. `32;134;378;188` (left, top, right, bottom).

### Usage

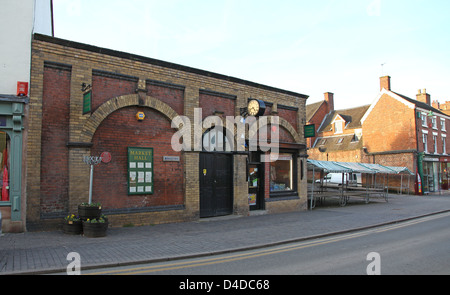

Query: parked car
316;173;361;186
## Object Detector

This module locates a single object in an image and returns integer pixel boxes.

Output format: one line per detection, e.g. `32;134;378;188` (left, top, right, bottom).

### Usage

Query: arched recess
75;94;186;214
79;94;181;143
256;116;301;143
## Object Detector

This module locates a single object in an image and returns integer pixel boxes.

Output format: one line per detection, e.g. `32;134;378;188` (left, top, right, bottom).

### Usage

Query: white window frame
422;132;428;153
334;118;344;134
433;133;438;154
441;118;446;132
432;116;437;129
443;134;447;155
421;113;427;127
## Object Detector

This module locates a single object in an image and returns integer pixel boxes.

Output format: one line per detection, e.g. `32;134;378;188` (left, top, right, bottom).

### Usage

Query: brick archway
79;94;180;143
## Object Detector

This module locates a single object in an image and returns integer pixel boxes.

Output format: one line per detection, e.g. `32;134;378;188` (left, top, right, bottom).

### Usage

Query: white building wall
0;0;53;95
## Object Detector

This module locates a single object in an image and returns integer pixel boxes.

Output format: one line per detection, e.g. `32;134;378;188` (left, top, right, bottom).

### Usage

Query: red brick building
25;34;309;231
307;76;450;194
362;76;450;193
305;92;334;148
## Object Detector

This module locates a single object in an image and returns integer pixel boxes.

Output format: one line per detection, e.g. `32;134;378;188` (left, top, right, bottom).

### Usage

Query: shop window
0;132;10;202
270;153;295;192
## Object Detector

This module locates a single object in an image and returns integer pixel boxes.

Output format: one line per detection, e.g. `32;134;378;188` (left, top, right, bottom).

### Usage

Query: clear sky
53;0;450;110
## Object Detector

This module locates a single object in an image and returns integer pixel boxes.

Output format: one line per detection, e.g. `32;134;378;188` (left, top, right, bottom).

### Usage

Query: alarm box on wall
17;82;29;96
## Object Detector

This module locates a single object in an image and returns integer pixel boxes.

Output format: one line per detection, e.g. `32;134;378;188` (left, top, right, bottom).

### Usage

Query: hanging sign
83;90;92;114
128;147;153;195
304;124;316;138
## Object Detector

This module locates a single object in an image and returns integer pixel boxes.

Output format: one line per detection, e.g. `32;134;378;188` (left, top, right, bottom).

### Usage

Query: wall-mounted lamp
81;83;91;92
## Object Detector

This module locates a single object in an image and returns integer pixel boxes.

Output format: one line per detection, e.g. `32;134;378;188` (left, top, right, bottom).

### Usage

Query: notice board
128;147;153;195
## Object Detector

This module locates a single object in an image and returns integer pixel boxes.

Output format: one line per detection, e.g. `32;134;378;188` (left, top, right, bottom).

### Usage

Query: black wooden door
200;153;233;218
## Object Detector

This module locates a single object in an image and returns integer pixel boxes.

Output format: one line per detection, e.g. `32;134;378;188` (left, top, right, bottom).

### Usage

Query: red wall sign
101;152;112;163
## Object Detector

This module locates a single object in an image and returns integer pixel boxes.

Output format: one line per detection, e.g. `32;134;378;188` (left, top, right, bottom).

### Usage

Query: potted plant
63;214;83;235
82;215;109;238
78;202;102;220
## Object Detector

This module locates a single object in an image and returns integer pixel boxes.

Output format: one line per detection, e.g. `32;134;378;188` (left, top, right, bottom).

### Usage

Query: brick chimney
416;89;431;105
380;76;391;91
432;100;440;110
324;92;334;113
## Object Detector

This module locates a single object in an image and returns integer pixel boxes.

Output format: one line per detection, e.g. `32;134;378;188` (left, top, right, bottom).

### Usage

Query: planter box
63;221;83;235
83;221;108;238
78;205;102;220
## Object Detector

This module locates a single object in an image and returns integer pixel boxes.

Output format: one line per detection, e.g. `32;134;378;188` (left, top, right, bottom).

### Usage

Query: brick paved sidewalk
1;194;450;274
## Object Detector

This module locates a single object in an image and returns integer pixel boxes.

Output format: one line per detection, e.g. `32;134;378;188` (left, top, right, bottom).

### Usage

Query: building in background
362;76;450;194
307;76;450;195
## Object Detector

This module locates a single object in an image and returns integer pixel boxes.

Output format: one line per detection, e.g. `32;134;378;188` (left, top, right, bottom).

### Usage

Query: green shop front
0;95;27;233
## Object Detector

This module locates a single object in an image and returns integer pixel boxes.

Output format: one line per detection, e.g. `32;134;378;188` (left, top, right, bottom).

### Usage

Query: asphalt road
78;211;450;276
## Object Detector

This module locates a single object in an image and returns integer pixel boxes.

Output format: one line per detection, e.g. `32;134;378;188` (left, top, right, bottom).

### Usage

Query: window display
270;153;293;192
0;132;10;201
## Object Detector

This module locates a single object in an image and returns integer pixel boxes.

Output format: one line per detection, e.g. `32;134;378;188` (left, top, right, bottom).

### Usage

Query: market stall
307;160;413;209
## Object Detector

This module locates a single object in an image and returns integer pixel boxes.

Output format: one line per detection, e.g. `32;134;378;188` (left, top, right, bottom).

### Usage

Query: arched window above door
202;127;233;152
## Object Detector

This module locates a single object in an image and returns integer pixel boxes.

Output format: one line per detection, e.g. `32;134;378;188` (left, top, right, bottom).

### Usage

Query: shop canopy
307;159;412;175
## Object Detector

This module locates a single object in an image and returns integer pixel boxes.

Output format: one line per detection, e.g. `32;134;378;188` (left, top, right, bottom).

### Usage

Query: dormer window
333;117;344;134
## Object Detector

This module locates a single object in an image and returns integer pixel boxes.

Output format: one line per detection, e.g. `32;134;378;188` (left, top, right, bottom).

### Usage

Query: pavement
1;193;450;275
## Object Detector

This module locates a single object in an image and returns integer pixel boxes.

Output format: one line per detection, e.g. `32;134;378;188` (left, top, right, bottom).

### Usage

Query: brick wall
146;81;184;116
363;93;417;153
277;108;298;133
199;91;236;119
92;73;137;112
40;66;71;216
91;106;184;209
